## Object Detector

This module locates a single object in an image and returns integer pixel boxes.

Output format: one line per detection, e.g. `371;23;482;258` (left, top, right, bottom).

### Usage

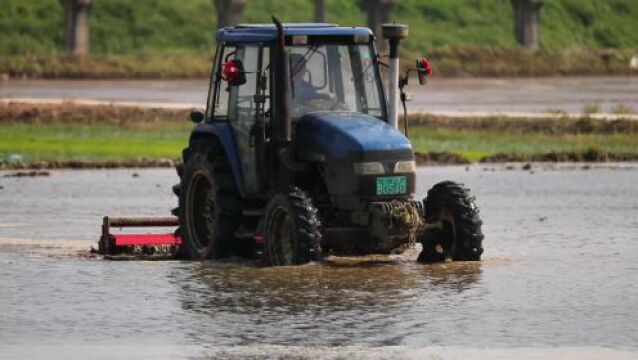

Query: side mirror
190;110;204;123
416;57;432;85
222;59;247;86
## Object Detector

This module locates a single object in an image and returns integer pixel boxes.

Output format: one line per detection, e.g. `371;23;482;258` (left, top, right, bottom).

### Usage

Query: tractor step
98;216;181;260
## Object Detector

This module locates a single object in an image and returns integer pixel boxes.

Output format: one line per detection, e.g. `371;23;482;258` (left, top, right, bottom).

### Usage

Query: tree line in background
60;0;546;55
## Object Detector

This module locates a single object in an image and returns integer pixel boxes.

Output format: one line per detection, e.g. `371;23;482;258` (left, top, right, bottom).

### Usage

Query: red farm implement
98;216;181;260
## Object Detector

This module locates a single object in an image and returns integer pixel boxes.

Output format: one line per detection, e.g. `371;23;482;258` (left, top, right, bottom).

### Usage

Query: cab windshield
288;44;385;119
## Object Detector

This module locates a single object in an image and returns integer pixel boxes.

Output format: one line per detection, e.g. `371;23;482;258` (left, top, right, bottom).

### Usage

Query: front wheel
263;188;322;266
418;181;484;263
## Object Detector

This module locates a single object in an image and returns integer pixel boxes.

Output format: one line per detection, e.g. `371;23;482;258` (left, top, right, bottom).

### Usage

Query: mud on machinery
99;18;484;264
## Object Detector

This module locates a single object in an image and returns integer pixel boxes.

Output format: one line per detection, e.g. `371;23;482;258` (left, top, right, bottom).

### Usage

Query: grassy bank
0;54;212;79
2;47;637;79
1;102;637;169
1;0;638;78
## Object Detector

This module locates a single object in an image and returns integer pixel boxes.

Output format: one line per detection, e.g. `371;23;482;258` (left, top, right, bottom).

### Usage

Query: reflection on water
170;259;482;346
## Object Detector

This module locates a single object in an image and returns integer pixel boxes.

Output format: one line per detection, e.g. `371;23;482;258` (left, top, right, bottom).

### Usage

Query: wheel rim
268;207;295;265
186;171;216;254
438;209;457;258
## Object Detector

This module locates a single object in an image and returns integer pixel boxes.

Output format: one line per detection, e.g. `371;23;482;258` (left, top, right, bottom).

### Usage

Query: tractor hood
295;112;414;162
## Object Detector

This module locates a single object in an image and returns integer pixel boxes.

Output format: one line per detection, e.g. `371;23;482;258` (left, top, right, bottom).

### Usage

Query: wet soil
2;170;50;177
479;150;638;163
414;151;470;165
414;150;638;166
0;167;637;358
410;113;638;134
2;158;178;170
4;151;635;171
0;101;189;124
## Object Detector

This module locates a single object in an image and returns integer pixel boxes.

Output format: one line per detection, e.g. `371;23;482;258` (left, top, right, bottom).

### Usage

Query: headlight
394;160;416;173
353;162;385;175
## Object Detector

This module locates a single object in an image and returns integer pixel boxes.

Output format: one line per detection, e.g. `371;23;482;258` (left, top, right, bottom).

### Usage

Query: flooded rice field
0;166;637;359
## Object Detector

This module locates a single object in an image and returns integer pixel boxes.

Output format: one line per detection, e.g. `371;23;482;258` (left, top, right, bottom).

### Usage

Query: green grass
0;122;190;163
409;127;638;162
0;53;212;78
2;0;637;55
1;120;636;167
2;0;637;78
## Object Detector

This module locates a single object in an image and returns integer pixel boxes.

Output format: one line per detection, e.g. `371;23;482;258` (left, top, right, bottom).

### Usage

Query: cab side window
207;45;236;120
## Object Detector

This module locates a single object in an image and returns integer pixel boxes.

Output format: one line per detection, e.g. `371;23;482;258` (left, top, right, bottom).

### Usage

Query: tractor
99;19;484;265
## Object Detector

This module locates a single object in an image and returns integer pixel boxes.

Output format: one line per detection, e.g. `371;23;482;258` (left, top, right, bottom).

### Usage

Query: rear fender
187;122;244;196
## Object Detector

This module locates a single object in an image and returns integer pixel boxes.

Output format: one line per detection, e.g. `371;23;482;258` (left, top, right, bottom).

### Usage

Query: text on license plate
376;176;407;195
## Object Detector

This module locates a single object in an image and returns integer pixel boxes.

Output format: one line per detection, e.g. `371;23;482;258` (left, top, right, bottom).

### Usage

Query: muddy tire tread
419;181;484;263
173;139;241;259
264;187;322;265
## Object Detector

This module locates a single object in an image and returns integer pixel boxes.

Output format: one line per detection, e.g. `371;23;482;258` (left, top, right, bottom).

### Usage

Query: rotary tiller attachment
98;216;181;260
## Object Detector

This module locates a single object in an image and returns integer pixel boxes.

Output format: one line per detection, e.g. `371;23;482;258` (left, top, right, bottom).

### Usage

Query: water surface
0;166;636;359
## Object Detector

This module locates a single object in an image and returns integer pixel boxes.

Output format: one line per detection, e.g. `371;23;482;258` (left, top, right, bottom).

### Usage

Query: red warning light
416;57;432;85
222;60;241;83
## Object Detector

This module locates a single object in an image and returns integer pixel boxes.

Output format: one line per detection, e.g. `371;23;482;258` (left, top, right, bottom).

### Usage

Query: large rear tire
263;188;322;266
173;140;240;260
418;181;484;263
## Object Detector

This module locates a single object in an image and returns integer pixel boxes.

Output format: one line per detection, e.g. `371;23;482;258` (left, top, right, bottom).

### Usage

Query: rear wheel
173;140;240;260
418;181;484;263
263;188;322;266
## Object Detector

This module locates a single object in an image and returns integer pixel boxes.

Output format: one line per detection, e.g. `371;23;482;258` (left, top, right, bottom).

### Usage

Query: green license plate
376;176;407;195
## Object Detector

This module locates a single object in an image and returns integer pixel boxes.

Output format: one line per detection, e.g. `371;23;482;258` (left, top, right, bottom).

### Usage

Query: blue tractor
171;19;484;265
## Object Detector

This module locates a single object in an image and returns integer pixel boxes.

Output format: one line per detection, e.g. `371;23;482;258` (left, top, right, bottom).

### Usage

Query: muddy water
0;166;637;359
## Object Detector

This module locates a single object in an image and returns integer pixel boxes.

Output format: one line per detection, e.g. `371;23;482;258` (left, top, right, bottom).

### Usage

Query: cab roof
216;23;374;44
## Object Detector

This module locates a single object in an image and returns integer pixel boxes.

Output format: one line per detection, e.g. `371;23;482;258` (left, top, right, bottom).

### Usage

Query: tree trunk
60;0;93;55
360;0;399;51
314;0;325;23
215;0;247;29
511;0;545;50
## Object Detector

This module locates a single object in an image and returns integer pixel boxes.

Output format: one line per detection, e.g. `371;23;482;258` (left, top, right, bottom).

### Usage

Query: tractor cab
210;24;385;121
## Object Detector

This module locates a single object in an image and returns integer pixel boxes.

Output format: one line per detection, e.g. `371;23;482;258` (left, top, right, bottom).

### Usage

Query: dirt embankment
2;48;638;79
416;48;638;78
6;101;636;132
6;159;178;170
413;150;638;166
409;113;638;135
414;152;470;165
0;101;189;125
479;150;638;163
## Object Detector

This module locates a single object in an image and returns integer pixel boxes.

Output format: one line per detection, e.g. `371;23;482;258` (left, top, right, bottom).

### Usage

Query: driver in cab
290;53;319;102
290;53;347;114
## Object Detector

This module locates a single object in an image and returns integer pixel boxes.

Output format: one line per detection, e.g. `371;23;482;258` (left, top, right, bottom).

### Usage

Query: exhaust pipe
382;24;409;130
272;16;291;143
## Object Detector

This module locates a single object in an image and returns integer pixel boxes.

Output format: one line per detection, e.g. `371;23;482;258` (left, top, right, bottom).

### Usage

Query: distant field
1;120;635;167
0;122;188;163
1;0;637;78
410;127;637;162
1;103;636;168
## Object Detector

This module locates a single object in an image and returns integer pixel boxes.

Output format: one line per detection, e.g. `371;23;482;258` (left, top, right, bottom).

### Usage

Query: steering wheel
329;98;349;111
